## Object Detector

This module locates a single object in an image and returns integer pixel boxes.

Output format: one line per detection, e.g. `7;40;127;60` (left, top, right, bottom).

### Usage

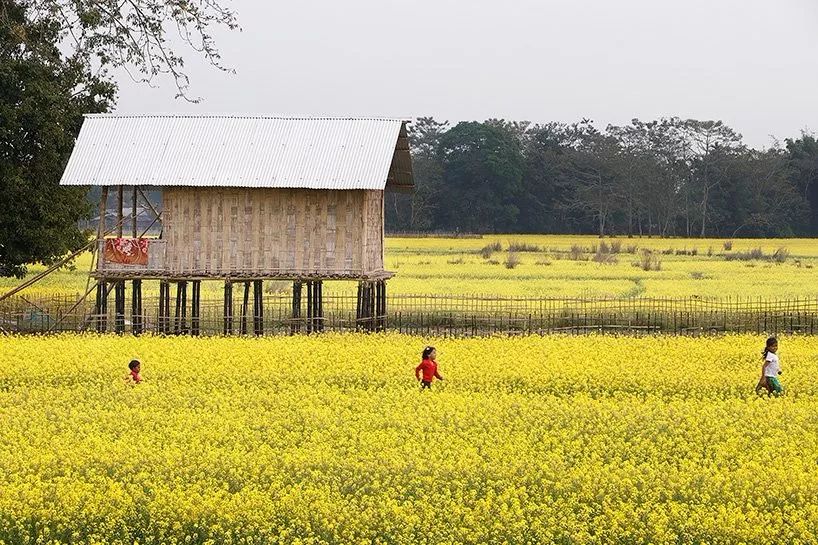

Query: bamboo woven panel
364;190;384;273
344;192;355;270
162;188;380;277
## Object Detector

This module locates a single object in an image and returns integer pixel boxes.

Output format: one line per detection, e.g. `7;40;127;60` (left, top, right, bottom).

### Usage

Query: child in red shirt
127;359;143;384
415;346;444;390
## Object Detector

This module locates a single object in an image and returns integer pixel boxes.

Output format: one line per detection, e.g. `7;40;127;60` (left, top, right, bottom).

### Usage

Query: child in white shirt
756;337;783;396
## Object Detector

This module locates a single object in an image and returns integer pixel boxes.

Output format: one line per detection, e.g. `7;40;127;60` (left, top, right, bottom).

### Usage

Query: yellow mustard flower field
2;236;817;300
2;333;818;544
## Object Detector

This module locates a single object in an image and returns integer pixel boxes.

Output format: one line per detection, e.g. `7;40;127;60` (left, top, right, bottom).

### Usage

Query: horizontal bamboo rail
2;292;818;337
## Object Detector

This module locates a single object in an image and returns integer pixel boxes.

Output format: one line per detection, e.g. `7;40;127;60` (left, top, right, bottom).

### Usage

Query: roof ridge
85;114;412;121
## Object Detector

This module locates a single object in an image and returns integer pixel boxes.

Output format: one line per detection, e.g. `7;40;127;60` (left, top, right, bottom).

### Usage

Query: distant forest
386;117;818;238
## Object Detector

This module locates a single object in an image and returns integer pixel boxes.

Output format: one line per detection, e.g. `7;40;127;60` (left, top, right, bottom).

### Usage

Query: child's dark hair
128;359;141;370
422;346;435;359
762;337;777;359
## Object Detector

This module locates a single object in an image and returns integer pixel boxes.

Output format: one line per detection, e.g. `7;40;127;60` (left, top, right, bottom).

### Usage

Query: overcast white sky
114;0;818;148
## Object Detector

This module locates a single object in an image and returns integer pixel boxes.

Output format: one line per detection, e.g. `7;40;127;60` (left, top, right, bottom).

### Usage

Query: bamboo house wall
161;187;385;277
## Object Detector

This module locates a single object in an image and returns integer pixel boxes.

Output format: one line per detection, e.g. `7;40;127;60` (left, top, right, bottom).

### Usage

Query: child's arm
760;360;770;379
435;369;444;381
415;363;423;381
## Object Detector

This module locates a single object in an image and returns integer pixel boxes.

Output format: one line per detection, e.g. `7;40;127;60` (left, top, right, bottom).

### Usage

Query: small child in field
756;337;783;396
415;346;444;390
126;359;143;384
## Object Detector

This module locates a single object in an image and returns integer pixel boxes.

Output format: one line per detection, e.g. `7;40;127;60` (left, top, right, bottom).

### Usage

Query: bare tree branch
10;0;240;101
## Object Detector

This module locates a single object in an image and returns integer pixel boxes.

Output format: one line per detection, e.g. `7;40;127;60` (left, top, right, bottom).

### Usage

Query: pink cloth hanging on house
104;238;149;265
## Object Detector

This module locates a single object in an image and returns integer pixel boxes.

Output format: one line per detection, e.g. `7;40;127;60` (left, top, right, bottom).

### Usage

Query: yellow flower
1;333;816;544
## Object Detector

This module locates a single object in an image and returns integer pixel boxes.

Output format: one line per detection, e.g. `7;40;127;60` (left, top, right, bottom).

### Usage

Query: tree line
387;117;818;238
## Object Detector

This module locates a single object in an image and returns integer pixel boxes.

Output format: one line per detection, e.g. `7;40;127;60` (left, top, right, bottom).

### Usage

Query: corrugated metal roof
59;115;413;190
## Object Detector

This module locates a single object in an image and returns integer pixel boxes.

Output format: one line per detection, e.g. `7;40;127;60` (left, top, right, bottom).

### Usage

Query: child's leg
768;376;783;396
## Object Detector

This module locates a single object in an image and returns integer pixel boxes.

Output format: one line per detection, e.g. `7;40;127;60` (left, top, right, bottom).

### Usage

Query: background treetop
387;117;818;239
1;0;239;101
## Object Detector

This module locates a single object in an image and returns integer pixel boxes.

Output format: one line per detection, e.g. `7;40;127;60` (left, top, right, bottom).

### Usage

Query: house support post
132;279;142;335
356;281;377;332
383;280;388;331
173;281;188;335
223;281;233;335
368;282;376;332
95;280;108;333
355;282;363;330
114;281;126;334
191;280;201;336
374;281;381;331
306;281;313;334
158;281;165;334
240;281;250;335
291;281;302;335
376;280;387;331
253;280;263;336
315;280;324;333
173;282;181;334
306;280;323;333
158;280;168;334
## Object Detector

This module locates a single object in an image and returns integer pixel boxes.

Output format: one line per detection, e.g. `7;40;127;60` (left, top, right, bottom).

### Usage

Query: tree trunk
627;199;633;237
699;187;709;237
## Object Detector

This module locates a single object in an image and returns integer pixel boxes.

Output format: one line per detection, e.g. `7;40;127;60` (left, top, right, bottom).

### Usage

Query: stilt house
59;114;414;334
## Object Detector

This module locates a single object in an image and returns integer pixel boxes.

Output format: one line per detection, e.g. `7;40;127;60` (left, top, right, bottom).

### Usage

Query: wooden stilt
137;279;143;333
368;282;375;332
253;280;263;336
374;281;381;331
224;281;233;335
158;281;166;334
359;282;369;332
257;280;262;335
365;282;372;331
316;281;324;332
355;282;363;331
161;280;171;334
101;281;109;333
173;282;182;335
306;281;313;333
373;281;380;331
94;280;102;333
312;281;318;332
180;281;188;335
114;281;125;334
361;282;368;332
240;281;250;335
291;281;302;334
96;280;108;333
191;280;201;336
132;279;142;335
381;280;387;330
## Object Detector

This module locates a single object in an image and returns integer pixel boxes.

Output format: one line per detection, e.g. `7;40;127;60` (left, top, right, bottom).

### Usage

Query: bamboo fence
2;293;818;337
